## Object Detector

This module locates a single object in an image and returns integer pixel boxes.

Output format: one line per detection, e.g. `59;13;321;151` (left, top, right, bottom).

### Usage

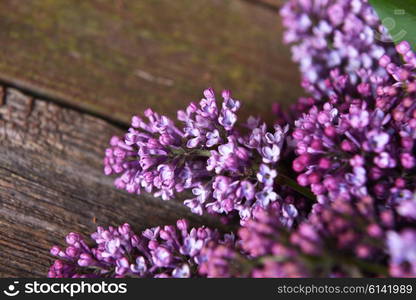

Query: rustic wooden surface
0;0;300;125
0;0;300;277
0;87;225;277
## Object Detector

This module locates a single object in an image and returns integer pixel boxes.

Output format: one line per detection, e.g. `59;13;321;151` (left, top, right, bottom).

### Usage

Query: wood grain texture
0;87;224;277
0;0;300;125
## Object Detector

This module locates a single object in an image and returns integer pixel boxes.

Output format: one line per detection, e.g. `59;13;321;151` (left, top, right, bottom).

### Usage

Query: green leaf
369;0;416;50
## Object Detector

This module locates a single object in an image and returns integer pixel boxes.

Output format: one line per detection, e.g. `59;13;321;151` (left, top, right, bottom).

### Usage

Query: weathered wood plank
0;0;300;125
0;87;224;277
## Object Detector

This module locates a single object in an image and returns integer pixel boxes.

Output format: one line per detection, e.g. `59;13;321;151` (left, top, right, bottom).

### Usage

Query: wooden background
0;0;301;277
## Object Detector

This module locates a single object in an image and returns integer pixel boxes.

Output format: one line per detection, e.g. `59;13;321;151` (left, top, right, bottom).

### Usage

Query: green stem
337;255;389;276
170;147;211;157
193;149;212;157
276;173;316;201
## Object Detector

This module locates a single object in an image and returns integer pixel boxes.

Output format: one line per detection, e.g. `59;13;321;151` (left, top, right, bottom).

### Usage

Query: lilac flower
48;220;230;278
397;192;416;220
256;164;277;186
172;264;191;278
387;230;416;276
183;184;210;215
239;205;288;257
273;1;405;126
219;109;237;130
206;129;220;147
198;197;391;278
178;88;239;148
198;205;300;278
104;89;246;203
293;101;414;205
206;137;250;174
255;187;279;208
281;0;399;98
105;112;193;199
105;88;294;223
292;41;416;208
198;242;238;278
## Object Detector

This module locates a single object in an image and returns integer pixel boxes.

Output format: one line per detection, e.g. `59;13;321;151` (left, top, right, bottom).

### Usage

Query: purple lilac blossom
198;205;307;278
292;41;416;208
199;197;393;277
104;89;302;224
293;102;400;204
48;220;232;278
280;0;398;98
387;229;416;277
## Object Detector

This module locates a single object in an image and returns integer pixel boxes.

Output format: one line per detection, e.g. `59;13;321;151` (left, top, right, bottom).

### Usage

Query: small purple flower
181;236;203;257
387;230;416;276
130;256;147;275
374;152;396;169
218;108;237;130
255;187;279;208
397;194;416;220
261;145;281;164
256;164;277;187
222;90;240;111
206;129;220;147
172;264;191;278
152;246;173;267
236;180;255;201
282;203;298;220
366;130;390;153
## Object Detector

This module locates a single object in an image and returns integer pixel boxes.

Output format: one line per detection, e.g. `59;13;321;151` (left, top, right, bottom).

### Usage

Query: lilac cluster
198;205;294;278
103;109;207;201
280;0;399;98
292;42;416;210
376;41;416;130
48;220;230;278
104;88;306;224
199;197;391;277
287;39;416;276
293;103;398;203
